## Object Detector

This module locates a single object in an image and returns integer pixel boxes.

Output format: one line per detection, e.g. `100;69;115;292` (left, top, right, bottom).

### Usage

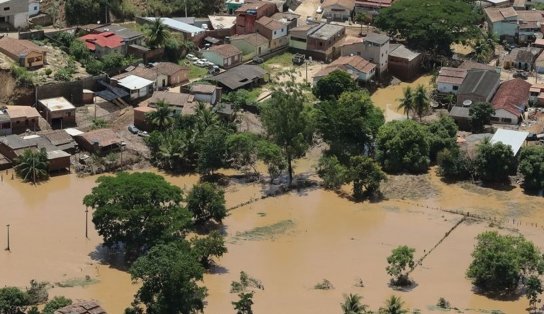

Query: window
34;5;38;10
453;86;458;91
274;31;276;35
3;7;9;11
67;112;71;116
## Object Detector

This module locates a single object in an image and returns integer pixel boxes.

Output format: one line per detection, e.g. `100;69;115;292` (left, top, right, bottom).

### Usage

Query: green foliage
519;145;544;191
526;275;543;313
474;140;516;183
232;292;254;314
437;148;473;181
190;231;227;267
341;293;370;314
261;72;315;184
349;155;386;199
222;89;259;110
386;245;416;286
466;231;544;293
165;35;194;63
146;129;195;171
144;18;171;49
317;155;349;190
11;64;34;86
412;85;429;121
101;53;134;73
44;68;53;76
53;32;76;48
91;118;108;130
15;148;49;184
436;297;450;309
42;296;72;314
256;140;287;182
145;0;224;18
469;102;495;133
316;90;384;162
426;116;458;162
186;182;227;225
230;271;264;294
314;279;334;290
374;0;479;55
83;172;190;261
0;287;29;314
376;120;430;173
129;241;207;314
196;127;229;175
397;86;414;119
85;58;105;75
65;0;100;25
28;306;40;314
25;280;48;305
146;101;175;131
379;295;408;314
68;39;91;61
226;132;260;175
313;70;357;100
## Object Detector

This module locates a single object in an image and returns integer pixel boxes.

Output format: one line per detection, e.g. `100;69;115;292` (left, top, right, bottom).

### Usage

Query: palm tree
145;18;170;49
146;100;174;131
341;294;370;314
397;86;414;119
15;148;49;184
379;295;408;314
194;102;220;134
413;84;429;121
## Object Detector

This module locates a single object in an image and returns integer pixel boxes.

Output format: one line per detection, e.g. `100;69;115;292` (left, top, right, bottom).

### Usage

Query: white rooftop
64;128;84;137
490;128;529;155
117;75;154;90
143;17;205;36
39;97;75;111
47;150;71;159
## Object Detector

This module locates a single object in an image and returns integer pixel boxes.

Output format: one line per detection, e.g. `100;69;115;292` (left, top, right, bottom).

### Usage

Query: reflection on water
1;165;544;313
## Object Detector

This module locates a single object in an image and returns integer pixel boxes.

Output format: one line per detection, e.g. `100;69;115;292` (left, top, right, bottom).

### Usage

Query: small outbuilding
490;128;529;155
114;75;155;100
75;128;124;156
37;97;76;129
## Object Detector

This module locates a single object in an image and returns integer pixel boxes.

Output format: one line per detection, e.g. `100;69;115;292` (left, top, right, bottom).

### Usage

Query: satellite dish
462;99;472;107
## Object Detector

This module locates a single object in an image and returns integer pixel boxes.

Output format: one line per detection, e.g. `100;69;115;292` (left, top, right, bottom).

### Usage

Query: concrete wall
35;75;108;106
492;109;519;124
437;82;460;94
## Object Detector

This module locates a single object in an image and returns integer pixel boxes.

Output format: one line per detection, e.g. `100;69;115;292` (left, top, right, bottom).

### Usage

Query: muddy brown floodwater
2;159;544;313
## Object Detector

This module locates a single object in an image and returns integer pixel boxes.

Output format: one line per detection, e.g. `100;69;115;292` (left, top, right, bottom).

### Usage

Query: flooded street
371;75;433;121
1;162;544;313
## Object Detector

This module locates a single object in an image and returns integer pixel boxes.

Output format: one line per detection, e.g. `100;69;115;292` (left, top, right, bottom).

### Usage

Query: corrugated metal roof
143;17;205;36
490;128;529;155
117;75;154;90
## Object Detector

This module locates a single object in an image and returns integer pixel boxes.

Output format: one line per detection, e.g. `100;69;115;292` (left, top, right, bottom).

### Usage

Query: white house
361;32;389;76
28;0;39;17
491;78;531;125
115;75;155;100
255;16;288;50
484;7;518;38
322;0;355;21
436;67;468;94
190;84;220;105
0;0;29;29
313;55;376;84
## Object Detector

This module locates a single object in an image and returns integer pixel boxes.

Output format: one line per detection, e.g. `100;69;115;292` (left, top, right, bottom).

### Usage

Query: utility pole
85;208;89;239
185;0;188;18
5;224;10;251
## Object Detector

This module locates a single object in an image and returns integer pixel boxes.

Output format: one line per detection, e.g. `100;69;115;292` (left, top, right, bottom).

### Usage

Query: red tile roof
330;55;376;73
491;78;531;116
436;67;467;85
79;32;124;51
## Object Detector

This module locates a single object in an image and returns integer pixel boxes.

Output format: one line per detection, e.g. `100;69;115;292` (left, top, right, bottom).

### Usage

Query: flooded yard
1;162;544;313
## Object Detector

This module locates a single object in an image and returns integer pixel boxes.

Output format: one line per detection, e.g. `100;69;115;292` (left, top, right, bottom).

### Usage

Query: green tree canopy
374;0;479;55
129;241;207;314
379;295;408;314
341;293;370;314
43;296;72;314
146;100;174;131
313;70;358;101
65;0;101;25
196;126;230;176
397;87;414;119
474;140;516;183
0;287;29;314
186;182;227;225
519;145;544;191
317;155;349;190
426;115;458;162
386;245;416;286
316;90;384;162
226;132;261;176
349;156;386;200
469;102;495;133
145;18;171;49
232;292;254;314
412;85;430;121
376;120;430;173
83;172;190;261
190;231;228;267
15;148;49;184
437;147;473;181
466;231;544;293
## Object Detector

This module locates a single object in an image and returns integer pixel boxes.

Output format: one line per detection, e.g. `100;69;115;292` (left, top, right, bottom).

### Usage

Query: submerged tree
386;245;416;286
341;293;370;314
15;148;49;184
379;295;408;314
397;86;414;119
186;182;227;225
232;292;254;314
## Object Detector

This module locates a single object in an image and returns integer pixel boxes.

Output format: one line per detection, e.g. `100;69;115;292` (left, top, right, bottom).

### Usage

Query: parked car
208;66;221;75
252;56;264;64
138;131;149;137
203;61;215;67
128;124;139;134
513;70;528;79
186;54;198;61
292;53;305;65
193;60;206;67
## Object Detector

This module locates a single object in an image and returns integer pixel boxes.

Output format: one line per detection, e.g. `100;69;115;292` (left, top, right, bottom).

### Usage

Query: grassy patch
231;219;295;242
55;276;99;288
381;174;438;200
184;63;208;80
263;52;294;72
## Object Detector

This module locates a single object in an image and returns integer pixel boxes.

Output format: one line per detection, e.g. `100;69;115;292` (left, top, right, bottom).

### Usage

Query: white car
186;54;198;61
316;6;323;14
204;61;215;67
193;60;206;67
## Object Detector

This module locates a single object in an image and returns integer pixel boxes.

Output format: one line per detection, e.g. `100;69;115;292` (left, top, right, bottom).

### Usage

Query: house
436;67;468;94
230;33;270;59
113;75;155;100
113;65;168;90
141;17;206;42
516;10;544;43
456;69;501;106
94;24;145;46
490;78;531;124
202;44;243;68
153;62;189;86
313;55;376;83
361;32;389;76
388;43;422;81
459;60;499;72
190;84;221;105
79;32;125;58
354;0;392;14
338;36;364;56
490;128;529;155
306;23;346;61
529;83;544;105
38;129;77;154
28;0;39;17
0;134;71;172
449;106;471;130
208;15;237;38
54;300;107;314
227;0;246;14
208;64;269;91
37;97;76;129
0;36;46;68
0;108;10;135
134;91;197;130
484;6;518;39
289;24;319;51
4;105;40;134
235;1;277;34
503;47;542;71
75;128;124;156
322;0;355;21
255;16;288;49
270;12;300;30
0;0;29;29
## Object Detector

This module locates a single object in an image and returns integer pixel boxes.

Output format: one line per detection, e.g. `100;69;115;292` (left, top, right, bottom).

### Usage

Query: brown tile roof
208;44;242;58
0;36;46;57
231;33;269;46
256;16;285;31
330;55;376;73
148;91;194;108
459;60;497;71
322;0;355;10
235;1;276;13
436;67;468;85
54;301;107;314
355;0;392;9
5;105;40;119
78;128;122;148
191;84;217;94
38;129;73;146
492;79;531;116
154;62;188;76
484;7;518;23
